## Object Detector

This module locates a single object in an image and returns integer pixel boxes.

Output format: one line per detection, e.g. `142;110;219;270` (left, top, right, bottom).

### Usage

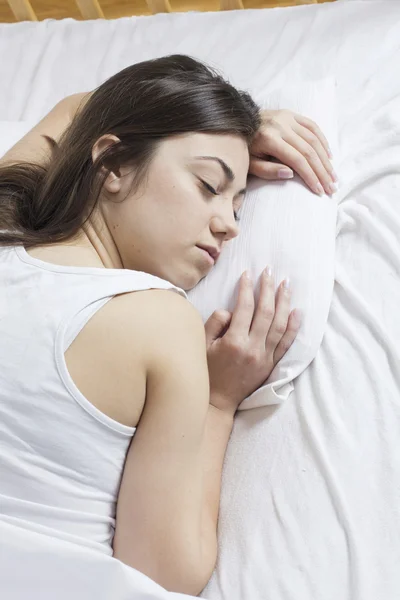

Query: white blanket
1;1;400;599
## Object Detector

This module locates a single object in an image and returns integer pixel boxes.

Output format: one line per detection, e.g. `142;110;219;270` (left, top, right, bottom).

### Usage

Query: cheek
107;167;205;250
160;172;193;208
147;172;202;226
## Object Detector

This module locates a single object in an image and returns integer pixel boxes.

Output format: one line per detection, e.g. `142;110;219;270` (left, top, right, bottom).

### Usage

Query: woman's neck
27;212;124;270
82;212;124;269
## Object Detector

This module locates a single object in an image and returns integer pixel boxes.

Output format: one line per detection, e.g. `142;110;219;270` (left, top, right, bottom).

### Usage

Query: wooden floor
0;0;334;23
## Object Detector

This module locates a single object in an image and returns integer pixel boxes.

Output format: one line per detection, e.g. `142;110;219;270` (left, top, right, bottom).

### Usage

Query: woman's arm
0;93;90;167
199;403;233;557
112;289;232;596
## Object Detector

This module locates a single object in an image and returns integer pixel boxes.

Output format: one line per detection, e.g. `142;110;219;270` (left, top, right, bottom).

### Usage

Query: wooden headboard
5;0;334;23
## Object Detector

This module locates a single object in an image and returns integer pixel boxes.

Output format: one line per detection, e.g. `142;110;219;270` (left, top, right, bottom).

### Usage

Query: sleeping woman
0;55;335;596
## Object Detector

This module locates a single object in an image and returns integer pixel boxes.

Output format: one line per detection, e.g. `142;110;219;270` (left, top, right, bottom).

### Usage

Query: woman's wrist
209;392;238;421
208;401;236;424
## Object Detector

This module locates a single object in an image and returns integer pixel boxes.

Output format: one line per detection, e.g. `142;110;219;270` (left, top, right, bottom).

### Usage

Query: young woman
0;55;334;596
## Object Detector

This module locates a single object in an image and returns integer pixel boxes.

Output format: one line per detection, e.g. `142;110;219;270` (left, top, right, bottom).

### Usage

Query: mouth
197;246;215;266
197;244;221;263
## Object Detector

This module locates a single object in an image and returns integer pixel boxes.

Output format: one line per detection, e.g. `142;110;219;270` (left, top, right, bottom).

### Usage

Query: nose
210;209;240;241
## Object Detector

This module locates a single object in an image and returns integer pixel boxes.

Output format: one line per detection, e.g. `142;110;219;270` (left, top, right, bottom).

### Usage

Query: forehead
158;132;250;173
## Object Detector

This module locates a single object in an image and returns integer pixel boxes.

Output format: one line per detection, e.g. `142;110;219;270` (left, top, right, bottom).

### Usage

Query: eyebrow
194;156;247;196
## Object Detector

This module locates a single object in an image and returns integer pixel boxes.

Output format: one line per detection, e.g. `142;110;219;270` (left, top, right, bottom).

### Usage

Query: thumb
204;309;232;348
249;157;294;181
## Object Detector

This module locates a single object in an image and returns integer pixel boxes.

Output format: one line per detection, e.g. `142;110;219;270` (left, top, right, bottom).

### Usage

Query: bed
1;0;400;599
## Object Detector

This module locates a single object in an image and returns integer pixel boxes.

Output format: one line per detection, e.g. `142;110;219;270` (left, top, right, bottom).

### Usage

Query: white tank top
0;245;187;556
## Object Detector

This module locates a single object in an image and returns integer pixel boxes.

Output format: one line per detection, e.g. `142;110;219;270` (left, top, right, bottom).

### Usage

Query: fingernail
264;266;272;278
243;270;249;280
315;183;324;196
283;277;291;291
328;147;334;159
327;182;338;195
332;170;339;182
293;308;302;325
278;168;294;179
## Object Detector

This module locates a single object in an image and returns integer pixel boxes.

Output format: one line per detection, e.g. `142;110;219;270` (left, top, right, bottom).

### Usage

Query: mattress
1;1;400;599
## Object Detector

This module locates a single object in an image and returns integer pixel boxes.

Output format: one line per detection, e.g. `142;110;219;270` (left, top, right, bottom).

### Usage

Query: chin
170;268;205;292
177;274;203;292
152;261;207;292
184;279;203;292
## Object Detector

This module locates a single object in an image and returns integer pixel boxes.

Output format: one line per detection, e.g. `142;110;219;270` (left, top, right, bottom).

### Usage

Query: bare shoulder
103;288;204;356
65;288;205;429
105;288;207;383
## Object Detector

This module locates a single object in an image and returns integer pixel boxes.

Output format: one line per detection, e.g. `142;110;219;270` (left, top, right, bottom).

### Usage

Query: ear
92;134;122;194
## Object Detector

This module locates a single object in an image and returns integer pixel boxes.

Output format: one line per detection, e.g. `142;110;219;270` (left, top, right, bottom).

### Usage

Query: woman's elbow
162;540;217;595
113;544;216;596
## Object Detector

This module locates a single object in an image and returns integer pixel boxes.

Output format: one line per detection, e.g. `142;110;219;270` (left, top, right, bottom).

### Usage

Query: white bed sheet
1;1;400;599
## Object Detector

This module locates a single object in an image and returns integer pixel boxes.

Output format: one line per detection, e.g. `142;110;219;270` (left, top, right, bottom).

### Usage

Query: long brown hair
0;55;261;248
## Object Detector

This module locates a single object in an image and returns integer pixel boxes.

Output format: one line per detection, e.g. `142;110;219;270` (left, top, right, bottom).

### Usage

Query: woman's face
99;132;249;291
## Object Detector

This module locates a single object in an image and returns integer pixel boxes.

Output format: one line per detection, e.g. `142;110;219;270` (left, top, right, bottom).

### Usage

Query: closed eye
201;180;218;196
200;179;241;223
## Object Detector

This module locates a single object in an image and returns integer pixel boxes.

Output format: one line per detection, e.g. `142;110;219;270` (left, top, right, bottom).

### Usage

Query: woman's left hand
249;109;338;197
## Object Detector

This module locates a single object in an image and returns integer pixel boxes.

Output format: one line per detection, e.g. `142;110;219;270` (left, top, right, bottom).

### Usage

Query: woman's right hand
204;267;301;416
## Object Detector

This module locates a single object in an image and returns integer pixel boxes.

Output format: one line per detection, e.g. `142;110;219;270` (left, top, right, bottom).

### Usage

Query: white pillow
0;121;35;158
187;79;339;410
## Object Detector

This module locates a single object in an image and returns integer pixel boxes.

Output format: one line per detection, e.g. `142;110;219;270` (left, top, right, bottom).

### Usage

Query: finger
273;309;302;364
248;267;275;341
204;310;232;348
283;132;337;197
293;123;337;183
249;156;294;181
294;114;333;159
265;279;292;353
267;138;327;197
228;272;255;337
251;135;326;196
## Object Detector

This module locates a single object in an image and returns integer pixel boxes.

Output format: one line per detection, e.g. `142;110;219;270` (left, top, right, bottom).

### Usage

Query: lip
197;245;221;262
197;246;215;265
